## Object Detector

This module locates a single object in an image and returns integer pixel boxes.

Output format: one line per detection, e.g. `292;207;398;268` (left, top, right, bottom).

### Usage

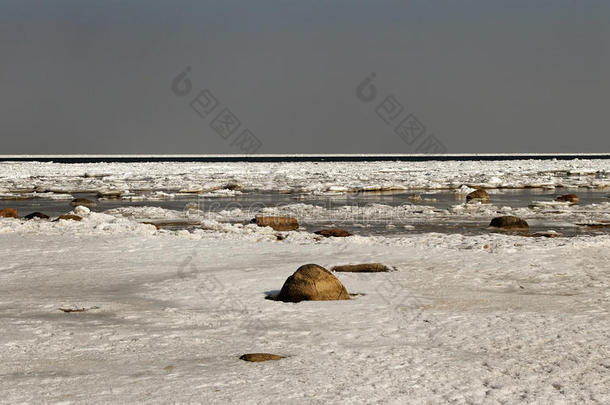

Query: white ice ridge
0;159;608;195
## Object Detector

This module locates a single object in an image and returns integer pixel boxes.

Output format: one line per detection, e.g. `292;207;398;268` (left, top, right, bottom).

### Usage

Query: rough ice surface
0;160;609;404
0;159;608;195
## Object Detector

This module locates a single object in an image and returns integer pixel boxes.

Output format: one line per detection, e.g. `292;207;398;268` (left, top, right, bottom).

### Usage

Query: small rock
555;194;579;204
239;353;284;362
0;208;18;218
577;222;610;229
70;198;97;208
331;263;390;273
58;305;99;313
275;233;286;241
24;212;50;220
528;231;560;238
277;264;350;303
466;189;490;203
224;183;244;191
314;228;352;238
54;214;82;222
489;216;529;230
253;216;299;231
97;190;123;199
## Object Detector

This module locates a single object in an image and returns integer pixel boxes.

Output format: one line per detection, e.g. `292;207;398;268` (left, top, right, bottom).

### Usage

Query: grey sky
1;0;609;154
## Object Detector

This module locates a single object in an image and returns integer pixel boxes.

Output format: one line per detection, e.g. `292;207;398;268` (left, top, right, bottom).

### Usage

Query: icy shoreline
1;160;609;403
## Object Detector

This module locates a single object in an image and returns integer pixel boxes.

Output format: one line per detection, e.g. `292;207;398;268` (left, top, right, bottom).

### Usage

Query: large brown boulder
239;353;284;362
466;189;490;203
0;208;18;218
277;264;350;303
24;212;50;220
331;263;390;273
556;194;579;204
70;198;97;208
314;228;352;238
253;216;299;231
489;216;529;230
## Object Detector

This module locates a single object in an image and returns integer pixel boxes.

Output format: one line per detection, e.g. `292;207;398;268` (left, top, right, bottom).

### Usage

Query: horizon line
1;153;610;158
1;153;609;163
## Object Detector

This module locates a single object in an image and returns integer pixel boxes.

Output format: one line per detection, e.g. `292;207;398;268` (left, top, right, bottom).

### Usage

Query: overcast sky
1;0;609;154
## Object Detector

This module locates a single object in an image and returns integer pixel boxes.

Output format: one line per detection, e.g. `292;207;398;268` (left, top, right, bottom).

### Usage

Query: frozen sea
0;157;609;404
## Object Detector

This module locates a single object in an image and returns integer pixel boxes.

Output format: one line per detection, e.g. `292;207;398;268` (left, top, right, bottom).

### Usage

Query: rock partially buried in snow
331;263;390;273
489;216;529;230
54;214;82;222
224;183;244;191
466;189;491;203
314;228;352;238
239;353;284;362
277;264;350;303
0;208;18;218
528;231;560;238
556;194;579;204
24;212;50;220
253;215;299;231
70;198;97;209
97;190;123;199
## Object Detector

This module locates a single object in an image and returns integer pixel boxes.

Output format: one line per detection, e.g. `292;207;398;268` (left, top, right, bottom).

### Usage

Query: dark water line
1;154;610;163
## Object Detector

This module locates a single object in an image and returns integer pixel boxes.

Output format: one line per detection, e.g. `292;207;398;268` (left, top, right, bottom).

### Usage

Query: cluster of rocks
0;198;97;222
272;262;391;303
251;215;353;239
247;261;392;362
466;189;580;207
462;189;584;237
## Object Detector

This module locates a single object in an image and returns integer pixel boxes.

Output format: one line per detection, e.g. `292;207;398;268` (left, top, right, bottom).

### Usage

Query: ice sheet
0;159;608;196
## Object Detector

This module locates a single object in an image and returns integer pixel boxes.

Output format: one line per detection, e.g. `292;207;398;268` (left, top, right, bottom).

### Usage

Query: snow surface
0;210;609;403
0;160;609;404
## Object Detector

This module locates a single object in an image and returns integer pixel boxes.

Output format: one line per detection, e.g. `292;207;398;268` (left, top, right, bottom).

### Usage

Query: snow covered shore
0;208;609;403
0;159;608;403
